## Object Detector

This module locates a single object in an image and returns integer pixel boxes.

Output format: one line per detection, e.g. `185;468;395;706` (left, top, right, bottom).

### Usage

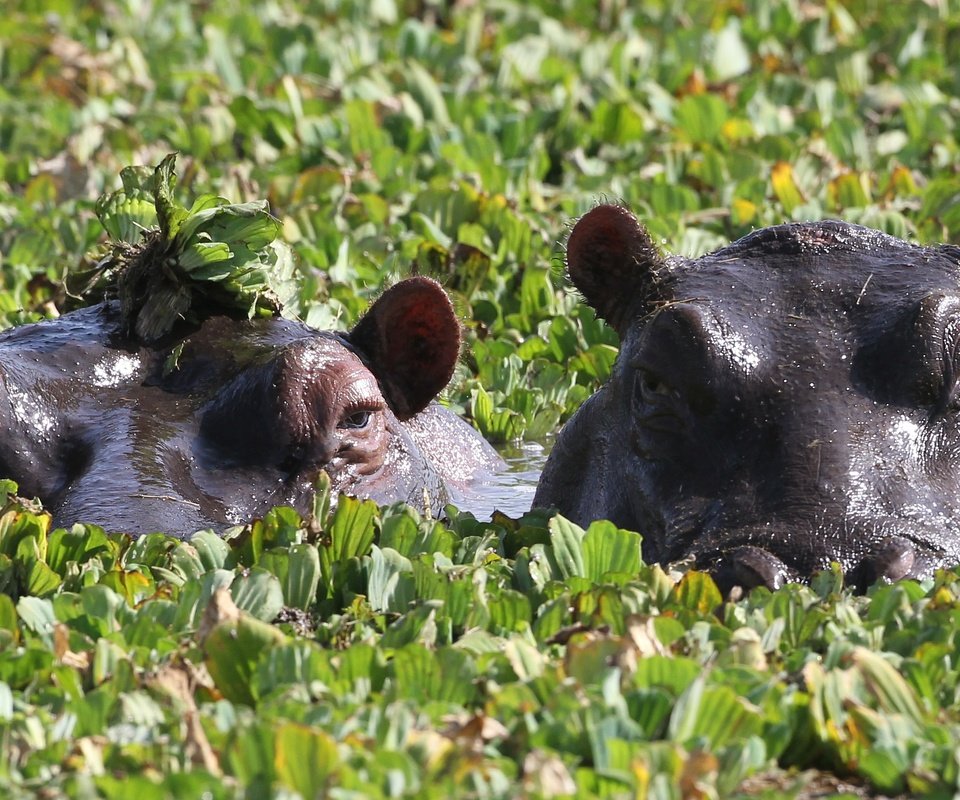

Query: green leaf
488;587;532;632
582;521;642;581
547;316;580;362
569;344;618;382
177;240;234;272
380;510;456;559
204;611;287;705
390;644;477;704
327;496;379;562
367;546;415;613
850;647;924;724
709;18;751;81
259;544;321;611
189;530;231;572
670;682;763;749
47;525;116;577
380;600;440;649
16;596;56;644
503;636;545;681
153;153;188;240
0;593;18;647
549;515;586;579
95;164;158;245
231;567;285;622
24;559;60;596
675;94;729;145
404;59;451;126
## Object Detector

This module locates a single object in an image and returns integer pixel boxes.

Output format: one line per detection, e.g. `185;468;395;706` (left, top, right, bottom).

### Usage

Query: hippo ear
566;204;669;335
348;277;461;421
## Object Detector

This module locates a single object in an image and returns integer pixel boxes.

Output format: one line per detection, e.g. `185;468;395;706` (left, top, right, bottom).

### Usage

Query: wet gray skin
0;277;502;537
534;204;960;592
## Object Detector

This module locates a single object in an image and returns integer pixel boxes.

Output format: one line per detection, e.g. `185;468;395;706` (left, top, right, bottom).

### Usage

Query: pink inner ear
567;204;641;277
566;204;663;335
350;277;461;420
388;292;459;374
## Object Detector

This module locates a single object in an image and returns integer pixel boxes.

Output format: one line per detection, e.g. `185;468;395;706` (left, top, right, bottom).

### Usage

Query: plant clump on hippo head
535;203;960;592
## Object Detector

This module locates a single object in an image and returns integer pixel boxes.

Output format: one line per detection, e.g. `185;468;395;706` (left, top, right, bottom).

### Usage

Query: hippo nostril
854;538;916;588
712;546;793;594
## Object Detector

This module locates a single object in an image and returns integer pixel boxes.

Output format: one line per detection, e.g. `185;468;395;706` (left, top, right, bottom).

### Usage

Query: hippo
0;277;501;537
535;203;960;590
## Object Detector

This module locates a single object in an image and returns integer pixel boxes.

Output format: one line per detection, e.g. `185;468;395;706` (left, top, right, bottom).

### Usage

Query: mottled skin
535;204;960;590
0;277;501;537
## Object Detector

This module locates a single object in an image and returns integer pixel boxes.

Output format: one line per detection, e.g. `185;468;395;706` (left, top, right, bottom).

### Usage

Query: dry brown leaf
198;587;241;642
522;749;577;797
54;622;91;669
151;661;221;776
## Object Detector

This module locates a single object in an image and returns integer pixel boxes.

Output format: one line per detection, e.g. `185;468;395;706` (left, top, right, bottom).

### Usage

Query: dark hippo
535;204;960;590
0;277;501;536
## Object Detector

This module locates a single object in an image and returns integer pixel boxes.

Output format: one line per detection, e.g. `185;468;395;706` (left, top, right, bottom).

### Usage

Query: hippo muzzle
689;520;949;593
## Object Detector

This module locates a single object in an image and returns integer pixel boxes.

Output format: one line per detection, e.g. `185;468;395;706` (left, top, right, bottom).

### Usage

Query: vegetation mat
3;0;960;796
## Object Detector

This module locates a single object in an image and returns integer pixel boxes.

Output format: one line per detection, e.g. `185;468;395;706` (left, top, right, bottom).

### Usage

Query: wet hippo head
0;277;501;537
535;204;960;591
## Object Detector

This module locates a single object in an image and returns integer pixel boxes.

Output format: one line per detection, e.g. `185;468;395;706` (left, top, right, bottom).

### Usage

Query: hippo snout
709;547;797;594
691;522;947;593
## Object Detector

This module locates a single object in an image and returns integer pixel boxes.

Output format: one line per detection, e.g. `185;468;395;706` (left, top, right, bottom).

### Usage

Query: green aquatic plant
86;153;298;341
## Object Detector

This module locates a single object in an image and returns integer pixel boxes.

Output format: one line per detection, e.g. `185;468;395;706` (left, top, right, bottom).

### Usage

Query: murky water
448;439;552;520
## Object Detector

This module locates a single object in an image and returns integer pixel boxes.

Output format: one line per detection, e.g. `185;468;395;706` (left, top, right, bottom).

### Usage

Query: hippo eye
644;374;673;397
339;409;374;429
632;363;716;417
635;368;677;402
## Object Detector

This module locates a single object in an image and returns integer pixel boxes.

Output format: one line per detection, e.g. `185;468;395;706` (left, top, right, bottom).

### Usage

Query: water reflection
449;439;552;521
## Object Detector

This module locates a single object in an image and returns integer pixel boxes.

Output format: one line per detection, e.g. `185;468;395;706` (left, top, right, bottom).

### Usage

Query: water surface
449;439;551;521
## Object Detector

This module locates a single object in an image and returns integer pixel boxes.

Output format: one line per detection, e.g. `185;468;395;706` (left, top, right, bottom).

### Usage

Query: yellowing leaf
828;171;871;210
275;723;340;799
850;646;924;724
721;117;755;143
673;570;722;613
731;198;757;225
771;161;805;215
886;165;920;199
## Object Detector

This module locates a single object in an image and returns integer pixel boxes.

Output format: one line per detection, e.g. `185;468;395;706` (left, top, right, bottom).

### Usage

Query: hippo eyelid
337;400;383;430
